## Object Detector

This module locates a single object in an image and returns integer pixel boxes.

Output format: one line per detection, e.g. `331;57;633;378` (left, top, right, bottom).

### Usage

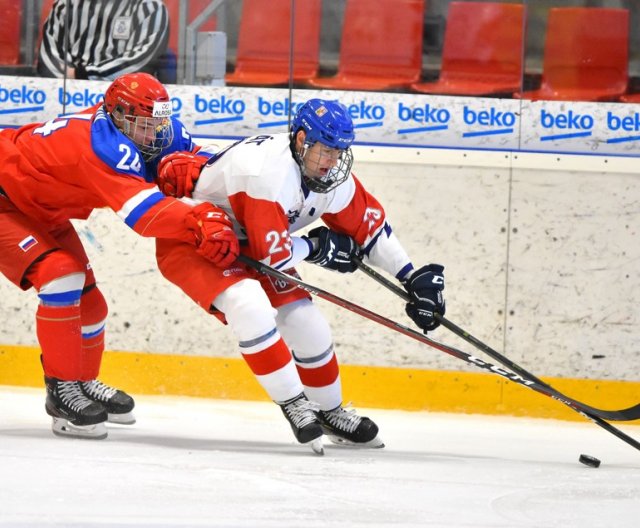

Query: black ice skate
80;379;136;425
317;405;384;448
278;393;324;455
45;377;108;439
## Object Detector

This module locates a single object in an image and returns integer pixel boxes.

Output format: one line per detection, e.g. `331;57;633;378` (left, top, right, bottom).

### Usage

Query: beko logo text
0;85;46;104
257;97;304;116
58;88;103;106
194;94;245;114
463;106;516;127
540;109;594;130
398;103;450;123
607;112;640;131
347;101;385;120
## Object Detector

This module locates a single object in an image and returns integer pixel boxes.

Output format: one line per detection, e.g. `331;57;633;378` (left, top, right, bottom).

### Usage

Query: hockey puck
579;454;601;468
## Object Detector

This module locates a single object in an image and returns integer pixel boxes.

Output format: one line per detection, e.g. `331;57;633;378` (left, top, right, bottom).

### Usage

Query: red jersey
0;104;197;242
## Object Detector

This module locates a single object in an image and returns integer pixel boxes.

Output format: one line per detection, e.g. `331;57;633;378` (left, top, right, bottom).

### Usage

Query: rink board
1;344;638;423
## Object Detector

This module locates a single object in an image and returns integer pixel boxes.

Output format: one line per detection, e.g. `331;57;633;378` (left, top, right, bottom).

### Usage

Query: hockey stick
355;258;640;422
237;254;640;453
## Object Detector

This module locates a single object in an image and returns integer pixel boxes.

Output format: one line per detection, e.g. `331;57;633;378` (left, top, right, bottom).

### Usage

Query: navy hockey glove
303;226;361;273
403;264;445;332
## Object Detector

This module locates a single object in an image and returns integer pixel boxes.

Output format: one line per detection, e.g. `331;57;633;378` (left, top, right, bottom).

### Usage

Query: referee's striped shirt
38;0;169;80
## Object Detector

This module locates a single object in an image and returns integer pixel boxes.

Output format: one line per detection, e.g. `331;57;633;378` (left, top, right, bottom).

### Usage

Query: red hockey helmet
104;73;174;161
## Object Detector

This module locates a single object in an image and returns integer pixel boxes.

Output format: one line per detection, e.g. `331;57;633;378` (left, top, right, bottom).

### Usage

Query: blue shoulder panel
90;107;147;180
171;117;196;152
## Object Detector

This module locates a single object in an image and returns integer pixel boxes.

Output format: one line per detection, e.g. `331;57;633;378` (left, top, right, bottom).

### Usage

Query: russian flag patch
18;235;38;252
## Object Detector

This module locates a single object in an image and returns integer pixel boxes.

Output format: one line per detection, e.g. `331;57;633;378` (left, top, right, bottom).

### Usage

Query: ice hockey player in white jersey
155;98;446;453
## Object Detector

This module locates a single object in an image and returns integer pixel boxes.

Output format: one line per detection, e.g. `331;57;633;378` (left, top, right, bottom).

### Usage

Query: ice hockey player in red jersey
156;99;445;453
0;73;238;440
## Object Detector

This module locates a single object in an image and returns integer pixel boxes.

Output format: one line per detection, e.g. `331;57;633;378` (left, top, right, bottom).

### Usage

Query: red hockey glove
185;203;239;268
157;152;208;198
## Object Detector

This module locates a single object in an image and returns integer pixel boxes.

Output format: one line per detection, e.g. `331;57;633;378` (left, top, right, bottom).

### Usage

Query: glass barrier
0;0;638;374
2;1;638;99
0;1;638;125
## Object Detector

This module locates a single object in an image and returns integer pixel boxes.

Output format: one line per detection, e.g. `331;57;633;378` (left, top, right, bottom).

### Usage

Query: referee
37;0;170;81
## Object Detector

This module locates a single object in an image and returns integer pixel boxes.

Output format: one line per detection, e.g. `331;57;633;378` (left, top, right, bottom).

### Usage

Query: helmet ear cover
109;104;127;124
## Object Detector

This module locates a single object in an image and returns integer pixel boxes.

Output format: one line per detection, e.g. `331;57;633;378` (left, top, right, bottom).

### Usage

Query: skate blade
306;437;325;455
107;412;136;425
51;417;108;440
327;434;385;449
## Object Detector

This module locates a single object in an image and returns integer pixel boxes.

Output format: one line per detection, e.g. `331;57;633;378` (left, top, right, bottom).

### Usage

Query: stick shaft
356;259;640;420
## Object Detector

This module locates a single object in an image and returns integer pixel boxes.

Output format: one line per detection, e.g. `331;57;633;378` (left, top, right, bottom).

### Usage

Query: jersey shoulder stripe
118;188;165;228
170;118;195;151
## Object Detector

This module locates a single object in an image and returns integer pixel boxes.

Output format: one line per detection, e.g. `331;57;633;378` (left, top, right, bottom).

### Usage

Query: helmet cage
110;104;173;162
295;141;354;193
104;73;174;162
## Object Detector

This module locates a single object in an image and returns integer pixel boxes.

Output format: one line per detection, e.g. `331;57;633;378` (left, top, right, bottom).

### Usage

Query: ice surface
1;386;639;527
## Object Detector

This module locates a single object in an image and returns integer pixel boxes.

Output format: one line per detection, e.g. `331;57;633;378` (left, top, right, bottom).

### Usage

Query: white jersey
191;133;413;279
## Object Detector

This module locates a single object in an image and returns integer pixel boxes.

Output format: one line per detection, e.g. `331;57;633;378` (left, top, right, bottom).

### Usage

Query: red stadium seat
225;0;321;86
517;7;629;102
411;2;525;96
620;93;640;103
306;0;424;92
164;0;217;56
0;0;23;65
